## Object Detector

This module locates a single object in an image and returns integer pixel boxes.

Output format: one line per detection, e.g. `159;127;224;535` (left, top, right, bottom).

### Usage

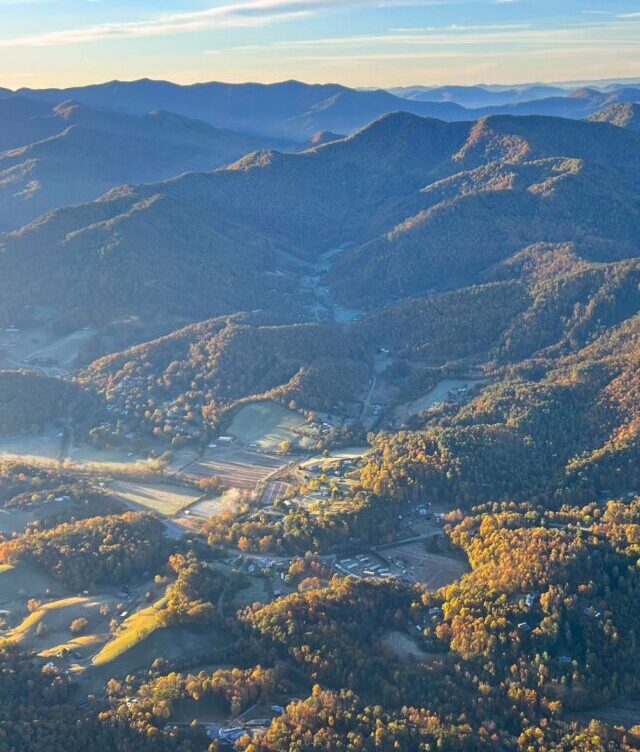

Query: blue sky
1;0;639;89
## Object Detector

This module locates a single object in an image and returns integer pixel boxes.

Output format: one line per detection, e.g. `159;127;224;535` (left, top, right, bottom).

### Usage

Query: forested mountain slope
331;116;640;305
0;113;470;326
588;102;640;131
80;317;367;439
360;311;640;506
4;111;638;330
0;96;285;231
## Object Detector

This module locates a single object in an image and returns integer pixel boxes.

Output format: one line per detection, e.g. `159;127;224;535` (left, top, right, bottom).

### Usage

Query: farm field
164;448;200;473
186;447;284;491
259;480;290;506
0;428;63;463
300;446;369;471
109;479;202;516
227;401;305;451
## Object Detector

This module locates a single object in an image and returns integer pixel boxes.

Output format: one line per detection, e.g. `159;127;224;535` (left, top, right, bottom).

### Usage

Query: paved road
360;375;377;420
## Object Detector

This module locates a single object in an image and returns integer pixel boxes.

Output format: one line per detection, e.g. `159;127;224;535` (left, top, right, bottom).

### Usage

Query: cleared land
186;448;283;491
0;428;63;463
7;595;114;655
91;595;168;666
570;699;640;727
396;378;488;422
228;401;305;451
23;328;96;369
382;630;428;661
0;506;39;535
0;327;57;366
0;562;66;609
109;479;202;516
189;488;248;519
301;446;369;471
232;577;270;607
381;541;469;589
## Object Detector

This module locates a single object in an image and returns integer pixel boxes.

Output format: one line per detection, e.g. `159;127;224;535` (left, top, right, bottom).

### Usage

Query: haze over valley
0;48;640;752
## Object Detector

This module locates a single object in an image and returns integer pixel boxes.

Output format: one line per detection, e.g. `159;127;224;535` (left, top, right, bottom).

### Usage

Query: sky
0;0;639;90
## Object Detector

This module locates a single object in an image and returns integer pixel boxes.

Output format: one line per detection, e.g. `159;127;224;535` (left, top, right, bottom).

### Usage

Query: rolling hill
80;317;367;440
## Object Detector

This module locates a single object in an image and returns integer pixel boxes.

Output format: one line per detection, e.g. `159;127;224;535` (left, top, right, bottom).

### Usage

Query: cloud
0;0;459;47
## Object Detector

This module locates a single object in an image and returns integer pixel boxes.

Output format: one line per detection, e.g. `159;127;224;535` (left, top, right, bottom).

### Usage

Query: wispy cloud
227;20;640;55
0;0;459;47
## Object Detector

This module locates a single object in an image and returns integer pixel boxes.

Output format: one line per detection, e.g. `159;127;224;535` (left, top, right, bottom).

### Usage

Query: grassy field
85;624;227;693
232;577;270;607
301;446;370;471
39;634;103;659
228;401;305;451
91;595;168;666
23;328;96;369
382;630;428;661
6;595;113;654
109;479;201;516
0;561;66;607
0;428;63;463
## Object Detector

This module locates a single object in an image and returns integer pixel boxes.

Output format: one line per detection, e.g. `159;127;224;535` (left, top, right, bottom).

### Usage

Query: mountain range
1;107;638;330
0;76;638;467
0;77;636;232
5;77;639;140
0;96;287;231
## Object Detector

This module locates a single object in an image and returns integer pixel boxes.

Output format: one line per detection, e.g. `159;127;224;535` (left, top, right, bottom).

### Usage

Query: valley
0;75;639;752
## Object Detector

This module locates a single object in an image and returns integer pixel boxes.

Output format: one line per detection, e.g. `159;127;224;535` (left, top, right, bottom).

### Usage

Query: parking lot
335;539;468;589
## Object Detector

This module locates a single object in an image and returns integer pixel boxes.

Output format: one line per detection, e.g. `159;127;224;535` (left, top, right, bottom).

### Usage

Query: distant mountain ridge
15;78;467;139
0;95;288;231
9;78;640;140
